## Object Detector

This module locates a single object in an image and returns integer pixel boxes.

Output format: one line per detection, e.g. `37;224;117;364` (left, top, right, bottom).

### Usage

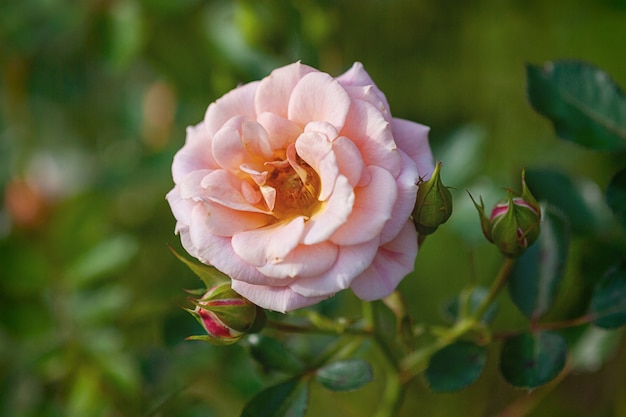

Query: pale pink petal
295;131;338;201
257;241;338;278
288;72;351;131
336;62;390;112
330;166;397;246
231;217;306;267
205;81;259;137
342;85;391;122
332;136;364;187
340;99;402;176
166;186;195;227
350;220;418;301
302;175;354;245
379;149;419;245
241;180;262;205
179;170;212;200
211;116;249;172
289;237;379;297
172;123;219;183
201;170;270;213
191;200;270;237
231;280;330;313
304;121;339;140
242;120;273;159
257;112;303;150
391;118;434;180
255;62;317;118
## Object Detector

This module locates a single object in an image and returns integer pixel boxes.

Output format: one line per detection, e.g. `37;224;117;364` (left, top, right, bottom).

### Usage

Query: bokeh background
2;0;625;416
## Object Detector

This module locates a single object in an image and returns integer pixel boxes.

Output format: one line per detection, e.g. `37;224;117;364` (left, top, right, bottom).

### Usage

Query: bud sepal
413;161;453;235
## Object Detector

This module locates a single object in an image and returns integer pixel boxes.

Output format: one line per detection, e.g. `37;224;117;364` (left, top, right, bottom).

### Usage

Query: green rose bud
186;283;266;345
470;170;541;257
412;161;453;235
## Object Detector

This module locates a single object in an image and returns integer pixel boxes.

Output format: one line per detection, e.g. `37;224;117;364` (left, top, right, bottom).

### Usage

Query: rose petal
231;280;330;313
332;136;364;187
257;241;338;278
342;85;391;122
349;220;418;301
336;62;390;112
289;237;379;297
200;170;270;214
302;175;354;245
288;72;351;131
205;81;259;137
172;123;219;183
255;62;317;118
330;166;397;246
242;120;273;159
379;149;419;245
295;131;339;201
391;118;434;180
340;99;402;176
192;200;269;237
231;216;306;267
257;112;303;151
166;185;195;227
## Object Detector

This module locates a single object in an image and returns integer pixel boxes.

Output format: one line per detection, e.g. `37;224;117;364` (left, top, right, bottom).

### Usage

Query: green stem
265;319;371;336
474;256;516;321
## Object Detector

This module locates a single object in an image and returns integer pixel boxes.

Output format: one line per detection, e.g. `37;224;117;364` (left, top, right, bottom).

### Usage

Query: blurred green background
1;0;625;416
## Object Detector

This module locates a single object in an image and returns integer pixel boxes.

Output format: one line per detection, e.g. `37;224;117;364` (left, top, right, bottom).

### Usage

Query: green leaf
500;331;567;389
443;287;498;324
589;263;626;328
508;205;570;320
425;341;487;392
315;359;373;392
606;167;626;234
525;169;611;236
526;60;626;151
570;326;623;373
168;244;228;288
240;378;308;417
245;334;305;374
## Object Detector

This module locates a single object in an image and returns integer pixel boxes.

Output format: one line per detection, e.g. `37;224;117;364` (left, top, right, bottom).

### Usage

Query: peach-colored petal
336;62;390;112
255;62;317;118
342;85;391;122
166;185;195;227
340;99;402;177
330;166;397;246
231;280;330;313
205;81;259;137
391;118;434;180
379;149;419;245
242;120;273;159
257;112;303;150
289;237;379;297
257;241;338;278
231;216;306;267
191;200;269;237
302;175;354;245
295;131;338;201
350;220;418;301
304;121;339;140
332;136;364;187
172;123;219;183
201;170;270;213
179;169;212;201
211;116;249;172
288;72;351;131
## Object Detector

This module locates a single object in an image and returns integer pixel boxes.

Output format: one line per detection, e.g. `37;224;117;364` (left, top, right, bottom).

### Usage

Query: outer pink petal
288;72;351;131
332;136;365;187
340;99;401;177
349;220;418;301
289;237;379;297
231;280;330;313
342;85;391;122
192;200;269;237
379;149;419;245
391;118;434;180
257;112;303;151
231;216;306;267
172;123;219;183
256;241;338;278
255;62;317;118
330;166;397;246
205;81;259;137
335;62;390;112
166;185;195;227
302;175;354;245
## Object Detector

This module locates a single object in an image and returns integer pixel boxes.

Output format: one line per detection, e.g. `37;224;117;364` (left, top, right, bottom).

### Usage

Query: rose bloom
167;62;433;312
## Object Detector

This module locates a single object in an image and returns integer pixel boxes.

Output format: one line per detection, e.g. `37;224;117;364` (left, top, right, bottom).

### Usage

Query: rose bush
167;62;433;312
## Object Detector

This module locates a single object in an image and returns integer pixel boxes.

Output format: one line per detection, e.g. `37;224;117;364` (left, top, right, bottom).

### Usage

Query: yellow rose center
266;158;321;220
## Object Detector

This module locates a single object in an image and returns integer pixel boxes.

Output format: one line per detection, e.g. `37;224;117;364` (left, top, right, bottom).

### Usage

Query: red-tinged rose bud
413;161;453;235
470;170;541;257
186;283;266;345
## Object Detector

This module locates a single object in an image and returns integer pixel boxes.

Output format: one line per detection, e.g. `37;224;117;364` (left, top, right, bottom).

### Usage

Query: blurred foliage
1;0;626;416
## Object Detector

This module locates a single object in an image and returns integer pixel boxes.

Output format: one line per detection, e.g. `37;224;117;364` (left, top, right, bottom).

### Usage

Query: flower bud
186;283;266;345
412;161;453;235
470;170;541;257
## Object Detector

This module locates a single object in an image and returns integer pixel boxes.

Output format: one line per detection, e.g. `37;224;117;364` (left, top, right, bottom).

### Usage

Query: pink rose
166;62;433;312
